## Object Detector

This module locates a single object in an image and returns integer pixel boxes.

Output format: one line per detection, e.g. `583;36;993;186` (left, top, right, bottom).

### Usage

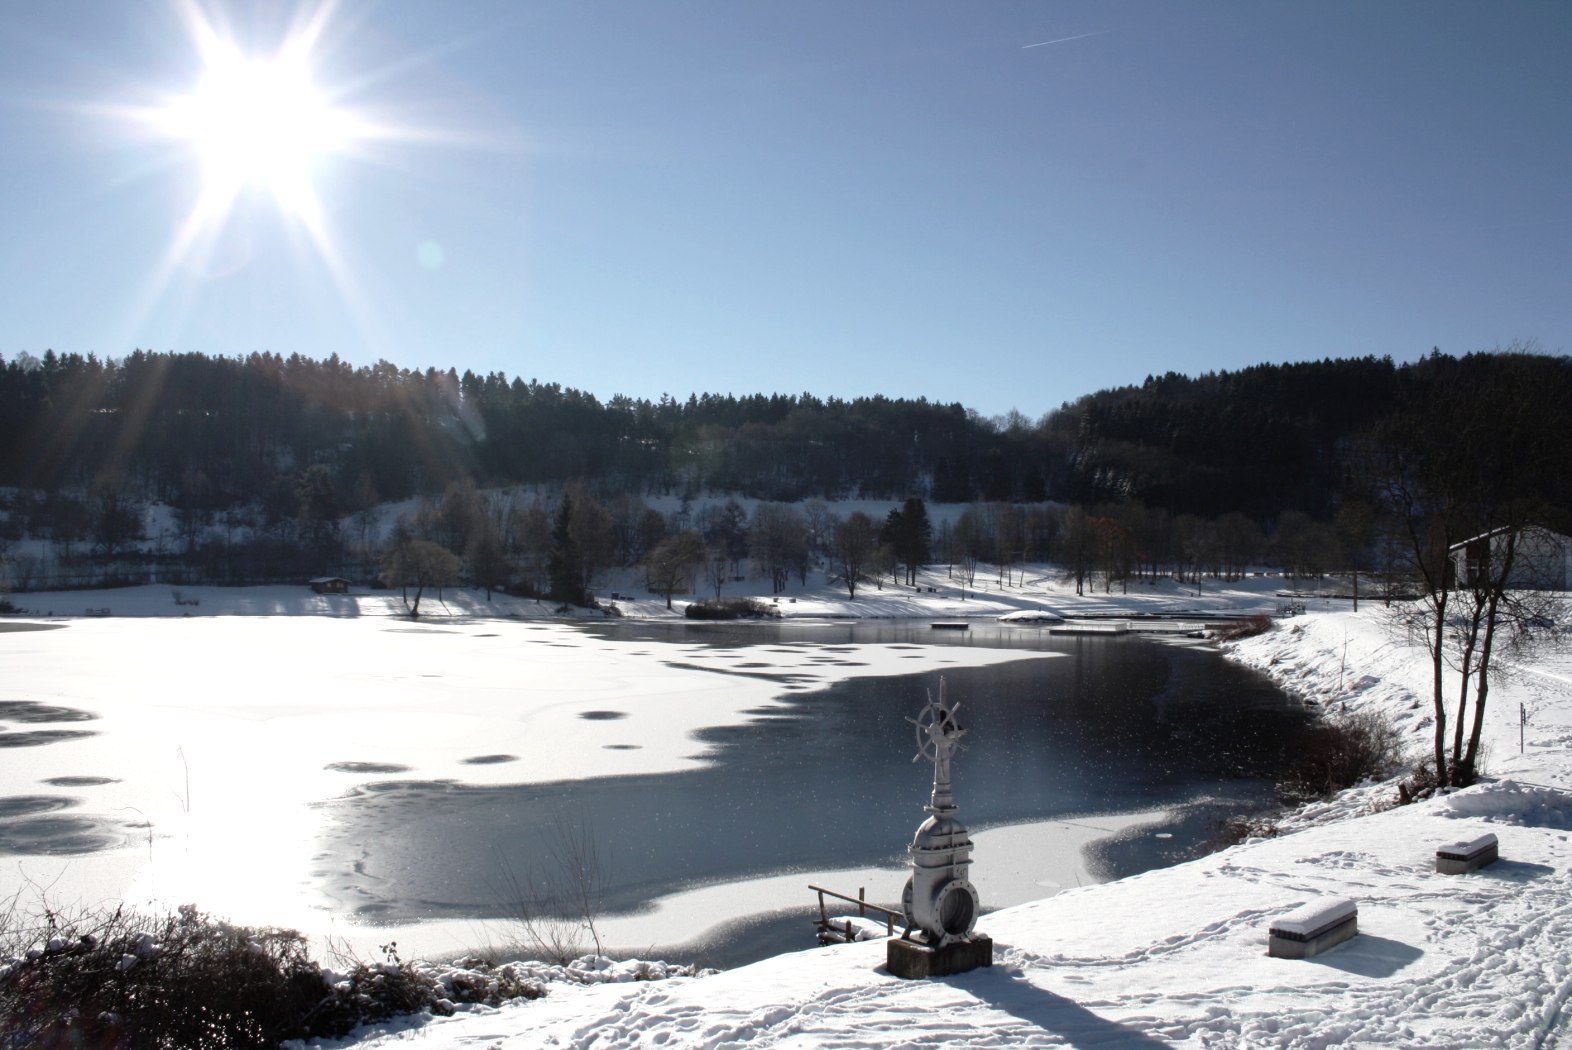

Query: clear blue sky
0;1;1567;419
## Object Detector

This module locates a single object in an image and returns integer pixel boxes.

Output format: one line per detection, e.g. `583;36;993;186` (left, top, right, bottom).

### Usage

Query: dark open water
312;620;1309;967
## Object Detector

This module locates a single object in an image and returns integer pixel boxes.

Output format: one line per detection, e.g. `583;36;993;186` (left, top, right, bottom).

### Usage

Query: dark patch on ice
42;776;119;787
603;744;641;750
579;710;628;721
326;761;413;774
461;754;518;765
0;701;97;723
0;729;96;748
737;662;774;668
660;660;805;683
476;633;500;638
0;795;77;818
0;622;66;634
352;779;460;796
0;816;121;855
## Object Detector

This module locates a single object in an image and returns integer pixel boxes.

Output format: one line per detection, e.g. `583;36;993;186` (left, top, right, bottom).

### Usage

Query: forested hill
0;348;1565;522
1045;356;1404;518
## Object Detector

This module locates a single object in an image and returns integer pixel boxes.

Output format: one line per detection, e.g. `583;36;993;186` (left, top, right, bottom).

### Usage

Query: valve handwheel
906;697;963;764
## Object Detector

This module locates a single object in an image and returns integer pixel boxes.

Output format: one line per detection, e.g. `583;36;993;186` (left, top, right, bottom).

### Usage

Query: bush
1215;614;1273;642
684;598;778;621
1277;708;1405;803
1;904;325;1049
1206;814;1281;851
0;905;514;1049
1396;762;1442;805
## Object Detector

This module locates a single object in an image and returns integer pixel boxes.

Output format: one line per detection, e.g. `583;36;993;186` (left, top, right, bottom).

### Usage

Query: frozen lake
1;612;1306;966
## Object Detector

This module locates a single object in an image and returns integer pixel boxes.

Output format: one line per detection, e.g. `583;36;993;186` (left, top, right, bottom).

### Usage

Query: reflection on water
314;621;1309;964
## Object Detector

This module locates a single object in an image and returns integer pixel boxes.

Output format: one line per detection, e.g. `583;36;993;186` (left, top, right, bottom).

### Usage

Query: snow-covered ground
7;571;1570;1046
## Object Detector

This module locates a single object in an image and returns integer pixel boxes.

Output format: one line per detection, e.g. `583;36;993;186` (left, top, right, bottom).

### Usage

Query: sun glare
116;0;401;346
116;0;479;359
150;6;364;232
162;48;351;220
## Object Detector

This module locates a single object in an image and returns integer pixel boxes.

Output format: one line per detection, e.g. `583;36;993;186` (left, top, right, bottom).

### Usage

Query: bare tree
89;474;143;559
646;529;705;609
830;511;879;599
465;519;512;600
750;503;808;594
495;811;611;964
703;544;730;600
1055;506;1095;596
380;538;461;617
1370;349;1571;786
802;499;836;559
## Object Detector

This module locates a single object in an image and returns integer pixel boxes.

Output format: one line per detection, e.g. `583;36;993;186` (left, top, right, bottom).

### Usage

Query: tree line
4;344;1568;795
1;347;1568;610
0;347;1482;518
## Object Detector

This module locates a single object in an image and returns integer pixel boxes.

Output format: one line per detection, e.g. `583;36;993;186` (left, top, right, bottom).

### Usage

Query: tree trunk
1429;597;1449;784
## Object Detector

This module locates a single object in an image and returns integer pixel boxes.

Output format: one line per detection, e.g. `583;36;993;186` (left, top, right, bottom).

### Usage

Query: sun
111;0;477;353
161;46;352;222
147;3;365;230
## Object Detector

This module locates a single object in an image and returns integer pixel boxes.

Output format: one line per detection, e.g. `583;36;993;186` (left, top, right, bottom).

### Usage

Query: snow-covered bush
0;906;542;1048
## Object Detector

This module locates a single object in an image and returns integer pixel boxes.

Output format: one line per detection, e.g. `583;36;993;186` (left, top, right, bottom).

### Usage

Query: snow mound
1438;780;1572;828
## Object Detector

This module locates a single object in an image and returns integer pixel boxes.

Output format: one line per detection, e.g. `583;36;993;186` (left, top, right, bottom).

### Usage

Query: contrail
1022;31;1108;49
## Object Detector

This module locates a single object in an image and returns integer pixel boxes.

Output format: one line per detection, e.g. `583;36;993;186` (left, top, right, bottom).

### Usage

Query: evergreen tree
547;494;587;605
882;497;932;586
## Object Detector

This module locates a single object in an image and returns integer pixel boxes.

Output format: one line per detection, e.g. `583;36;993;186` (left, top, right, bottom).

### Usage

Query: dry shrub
1277;708;1405;803
1215;614;1274;642
0;906;484;1049
1206;815;1282;852
684;598;777;620
1;904;324;1049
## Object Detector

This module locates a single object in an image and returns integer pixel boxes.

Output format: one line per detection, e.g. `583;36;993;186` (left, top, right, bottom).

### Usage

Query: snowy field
7;572;1570;1046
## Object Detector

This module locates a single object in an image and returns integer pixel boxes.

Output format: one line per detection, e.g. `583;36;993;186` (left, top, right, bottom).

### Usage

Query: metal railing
809;884;903;943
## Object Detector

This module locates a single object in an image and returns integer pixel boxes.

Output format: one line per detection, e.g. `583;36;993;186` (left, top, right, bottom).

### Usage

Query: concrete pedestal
1268;917;1357;959
1268;897;1358;960
1436;833;1499;875
886;934;993;979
